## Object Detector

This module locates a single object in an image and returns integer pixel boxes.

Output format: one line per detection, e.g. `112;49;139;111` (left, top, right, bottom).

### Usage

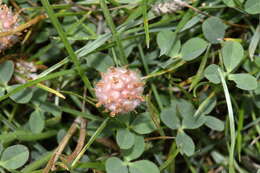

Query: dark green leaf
86;53;114;72
40;102;61;116
7;85;33;104
0;144;3;155
222;0;235;7
30;89;48;106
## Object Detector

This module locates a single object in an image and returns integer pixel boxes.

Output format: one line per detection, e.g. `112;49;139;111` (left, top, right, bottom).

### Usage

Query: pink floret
95;67;144;116
0;4;19;52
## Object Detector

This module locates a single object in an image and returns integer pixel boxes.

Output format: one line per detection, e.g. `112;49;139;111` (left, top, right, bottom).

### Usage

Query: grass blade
249;24;260;60
71;117;109;168
99;0;127;65
142;0;150;48
40;0;94;96
218;68;236;173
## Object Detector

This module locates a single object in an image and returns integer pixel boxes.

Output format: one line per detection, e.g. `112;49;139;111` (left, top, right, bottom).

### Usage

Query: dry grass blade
0;14;47;37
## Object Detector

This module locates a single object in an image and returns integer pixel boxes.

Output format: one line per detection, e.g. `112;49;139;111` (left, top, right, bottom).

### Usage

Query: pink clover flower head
0;4;19;52
95;67;145;117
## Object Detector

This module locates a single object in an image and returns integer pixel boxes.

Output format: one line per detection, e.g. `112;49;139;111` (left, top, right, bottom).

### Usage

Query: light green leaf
176;99;195;118
202;17;227;44
0;144;29;170
0;61;14;85
29;110;45;133
222;41;244;73
245;0;260;14
131;112;157;134
204;64;221;84
181;15;203;32
105;157;128;173
181;37;208;61
7;84;33;104
167;39;181;58
160;105;180;129
176;131;195;156
228;73;257;90
129;160;159;173
182;115;206;129
123;135;145;161
157;30;177;56
116;129;135;149
205;116;224;131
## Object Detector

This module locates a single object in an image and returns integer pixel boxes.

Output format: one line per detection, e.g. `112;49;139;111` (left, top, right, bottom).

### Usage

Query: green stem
22;152;52;173
0;130;57;144
159;142;179;171
137;44;163;111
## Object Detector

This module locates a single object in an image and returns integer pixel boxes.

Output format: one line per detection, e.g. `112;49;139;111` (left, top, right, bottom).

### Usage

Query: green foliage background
0;0;259;172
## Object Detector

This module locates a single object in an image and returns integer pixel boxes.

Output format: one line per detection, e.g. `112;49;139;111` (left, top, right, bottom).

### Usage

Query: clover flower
0;4;19;52
152;0;186;15
95;67;144;116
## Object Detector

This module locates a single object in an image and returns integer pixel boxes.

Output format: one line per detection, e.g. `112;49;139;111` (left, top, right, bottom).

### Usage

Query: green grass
0;0;259;172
